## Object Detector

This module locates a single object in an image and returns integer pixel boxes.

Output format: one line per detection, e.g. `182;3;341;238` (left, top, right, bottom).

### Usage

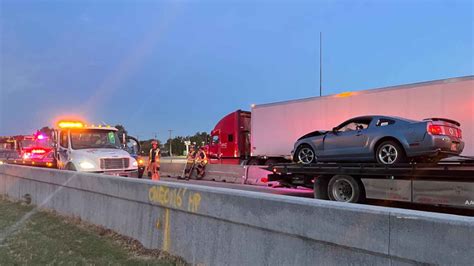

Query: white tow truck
51;121;138;177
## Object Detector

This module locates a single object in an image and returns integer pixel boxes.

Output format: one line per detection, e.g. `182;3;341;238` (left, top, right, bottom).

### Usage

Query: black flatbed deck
268;160;474;182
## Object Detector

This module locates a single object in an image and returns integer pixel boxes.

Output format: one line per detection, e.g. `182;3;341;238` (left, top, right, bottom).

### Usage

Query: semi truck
50;121;138;177
207;76;474;165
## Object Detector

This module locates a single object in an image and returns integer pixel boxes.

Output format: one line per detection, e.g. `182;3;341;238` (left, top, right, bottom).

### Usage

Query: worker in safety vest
148;140;161;180
181;145;197;180
195;146;208;179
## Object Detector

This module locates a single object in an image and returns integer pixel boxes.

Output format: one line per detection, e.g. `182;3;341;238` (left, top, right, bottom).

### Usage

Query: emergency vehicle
51;121;138;177
19;132;55;168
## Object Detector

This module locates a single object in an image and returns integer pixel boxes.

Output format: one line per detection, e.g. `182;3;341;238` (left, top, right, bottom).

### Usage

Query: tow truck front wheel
66;163;77;171
328;175;365;203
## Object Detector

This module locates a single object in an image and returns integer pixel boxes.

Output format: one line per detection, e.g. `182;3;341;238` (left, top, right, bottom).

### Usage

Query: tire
66;163;77;171
264;158;279;166
375;140;406;165
294;145;316;165
327;175;365;203
247;158;261;166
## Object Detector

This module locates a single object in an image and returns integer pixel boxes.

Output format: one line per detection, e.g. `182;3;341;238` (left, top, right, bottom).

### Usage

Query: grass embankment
0;198;186;265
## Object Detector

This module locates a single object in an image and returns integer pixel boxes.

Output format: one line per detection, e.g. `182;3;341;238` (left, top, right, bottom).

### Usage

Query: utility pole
319;31;323;97
168;129;173;157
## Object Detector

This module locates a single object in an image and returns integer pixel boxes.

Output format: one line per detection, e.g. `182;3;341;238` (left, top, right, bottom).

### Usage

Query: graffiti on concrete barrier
188;192;201;213
148;185;201;213
149;185;203;252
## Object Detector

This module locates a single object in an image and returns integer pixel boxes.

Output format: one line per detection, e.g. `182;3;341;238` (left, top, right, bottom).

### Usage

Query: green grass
0;198;185;265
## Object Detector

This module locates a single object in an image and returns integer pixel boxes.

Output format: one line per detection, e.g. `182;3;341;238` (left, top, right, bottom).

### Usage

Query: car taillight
457;128;462;139
427;123;443;135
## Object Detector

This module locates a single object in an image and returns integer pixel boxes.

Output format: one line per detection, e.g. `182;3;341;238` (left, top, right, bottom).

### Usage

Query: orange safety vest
149;148;161;164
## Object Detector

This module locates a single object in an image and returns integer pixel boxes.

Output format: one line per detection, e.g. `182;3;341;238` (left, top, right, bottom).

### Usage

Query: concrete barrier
244;166;273;185
160;163;271;186
1;164;473;265
160;163;246;184
160;162;186;177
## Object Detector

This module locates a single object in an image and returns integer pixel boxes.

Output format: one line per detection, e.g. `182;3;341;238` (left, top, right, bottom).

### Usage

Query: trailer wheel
328;175;365;203
294;145;316;165
247;158;261;165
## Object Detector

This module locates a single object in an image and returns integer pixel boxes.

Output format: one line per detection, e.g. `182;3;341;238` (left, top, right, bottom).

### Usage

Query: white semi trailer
251;75;474;160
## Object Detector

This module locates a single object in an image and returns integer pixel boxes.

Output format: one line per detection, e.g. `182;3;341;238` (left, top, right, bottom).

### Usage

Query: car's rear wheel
375;140;406;165
295;145;316;165
327;175;365;203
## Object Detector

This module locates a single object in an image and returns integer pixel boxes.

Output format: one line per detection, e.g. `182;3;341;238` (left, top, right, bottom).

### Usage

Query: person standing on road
149;140;161;180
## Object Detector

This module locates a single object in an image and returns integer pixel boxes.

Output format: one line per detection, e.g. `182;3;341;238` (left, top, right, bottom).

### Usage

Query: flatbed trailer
268;160;474;209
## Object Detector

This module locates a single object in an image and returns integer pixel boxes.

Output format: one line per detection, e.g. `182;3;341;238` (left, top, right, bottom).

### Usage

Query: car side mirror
332;127;338;134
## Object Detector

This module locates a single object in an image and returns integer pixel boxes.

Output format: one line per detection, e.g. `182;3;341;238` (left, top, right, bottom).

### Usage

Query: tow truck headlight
79;161;95;169
132;160;138;167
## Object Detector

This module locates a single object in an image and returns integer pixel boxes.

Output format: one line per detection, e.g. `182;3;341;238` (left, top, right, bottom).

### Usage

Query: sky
0;0;473;141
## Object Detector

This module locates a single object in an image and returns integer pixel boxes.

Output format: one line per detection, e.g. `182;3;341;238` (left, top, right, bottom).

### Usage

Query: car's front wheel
375;140;406;165
294;145;316;165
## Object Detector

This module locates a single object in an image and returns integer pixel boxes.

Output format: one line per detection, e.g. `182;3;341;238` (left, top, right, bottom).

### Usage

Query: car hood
73;148;131;160
297;130;328;141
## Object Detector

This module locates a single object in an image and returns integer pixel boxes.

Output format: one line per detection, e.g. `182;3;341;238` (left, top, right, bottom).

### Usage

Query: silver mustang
292;116;464;165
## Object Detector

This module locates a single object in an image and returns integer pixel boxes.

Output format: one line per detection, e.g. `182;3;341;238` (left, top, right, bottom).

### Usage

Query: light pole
168;129;173;158
319;31;323;97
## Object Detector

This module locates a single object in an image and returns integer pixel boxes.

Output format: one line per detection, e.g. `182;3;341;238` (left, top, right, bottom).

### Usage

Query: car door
57;130;70;168
322;118;372;159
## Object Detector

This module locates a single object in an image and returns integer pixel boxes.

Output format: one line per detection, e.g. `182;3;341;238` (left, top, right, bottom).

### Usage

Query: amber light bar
58;121;84;129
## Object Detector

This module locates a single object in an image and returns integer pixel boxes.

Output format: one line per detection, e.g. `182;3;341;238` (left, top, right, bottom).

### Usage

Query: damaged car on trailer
292;115;464;165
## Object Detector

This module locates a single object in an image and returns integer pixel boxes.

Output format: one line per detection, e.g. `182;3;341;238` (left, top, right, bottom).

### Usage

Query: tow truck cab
52;121;138;177
207;110;251;164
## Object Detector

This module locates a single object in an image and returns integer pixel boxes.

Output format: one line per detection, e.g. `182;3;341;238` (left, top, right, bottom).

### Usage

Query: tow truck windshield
70;130;121;150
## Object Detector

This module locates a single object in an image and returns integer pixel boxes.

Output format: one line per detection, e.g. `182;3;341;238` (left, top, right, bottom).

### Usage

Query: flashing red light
32;149;46;154
37;134;45;140
260;177;268;183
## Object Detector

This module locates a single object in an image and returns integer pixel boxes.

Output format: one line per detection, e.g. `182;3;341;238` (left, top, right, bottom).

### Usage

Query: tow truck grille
100;158;129;170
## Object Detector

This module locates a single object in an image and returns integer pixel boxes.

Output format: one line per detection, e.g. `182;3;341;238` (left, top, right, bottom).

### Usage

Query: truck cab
52;121;138;177
207;110;251;164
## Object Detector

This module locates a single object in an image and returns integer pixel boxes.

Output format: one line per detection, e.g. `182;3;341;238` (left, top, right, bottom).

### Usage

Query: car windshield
70;130;121;150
